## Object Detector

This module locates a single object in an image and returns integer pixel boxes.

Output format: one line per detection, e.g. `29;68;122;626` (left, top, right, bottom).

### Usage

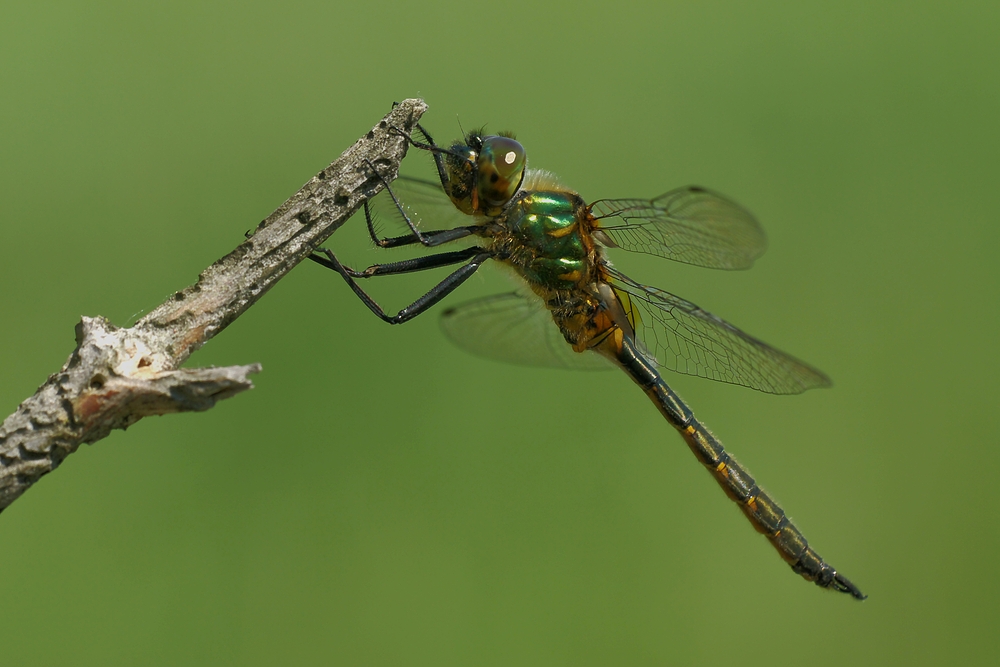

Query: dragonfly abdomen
685;421;865;598
612;335;866;599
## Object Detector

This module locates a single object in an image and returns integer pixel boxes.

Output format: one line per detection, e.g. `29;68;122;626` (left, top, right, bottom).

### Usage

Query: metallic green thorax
497;190;592;290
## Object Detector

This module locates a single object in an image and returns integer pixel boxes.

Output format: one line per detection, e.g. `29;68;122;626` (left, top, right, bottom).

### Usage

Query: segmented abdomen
615;334;866;599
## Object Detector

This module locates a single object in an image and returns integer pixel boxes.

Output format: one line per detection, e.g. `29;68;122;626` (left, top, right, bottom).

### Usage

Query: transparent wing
368;175;475;235
590;186;767;270
605;267;831;394
440;293;612;371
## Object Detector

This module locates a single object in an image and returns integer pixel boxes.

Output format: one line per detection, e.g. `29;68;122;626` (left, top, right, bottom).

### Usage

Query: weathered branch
0;98;428;512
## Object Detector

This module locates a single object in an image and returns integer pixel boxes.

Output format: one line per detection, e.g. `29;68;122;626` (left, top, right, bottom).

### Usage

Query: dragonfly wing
590;186;767;270
440;293;612;371
605;268;831;394
368;175;476;235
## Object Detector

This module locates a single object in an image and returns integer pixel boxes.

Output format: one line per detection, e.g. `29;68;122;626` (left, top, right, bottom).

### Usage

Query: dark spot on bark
334;186;352;205
174;292;185;301
296;211;312;225
89;374;106;389
367;130;375;140
137;357;152;368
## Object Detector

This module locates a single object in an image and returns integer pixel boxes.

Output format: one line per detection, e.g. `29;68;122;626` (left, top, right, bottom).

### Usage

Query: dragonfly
310;123;866;600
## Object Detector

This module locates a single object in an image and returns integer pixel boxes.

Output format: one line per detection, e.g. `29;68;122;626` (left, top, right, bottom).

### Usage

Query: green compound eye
477;136;526;213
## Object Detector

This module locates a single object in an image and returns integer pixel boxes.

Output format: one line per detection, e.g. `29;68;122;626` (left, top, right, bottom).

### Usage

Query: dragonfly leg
309;246;486;278
313;248;492;324
414;124;453;191
389;122;451;181
363;159;462;249
388;122;438;152
362;199;475;249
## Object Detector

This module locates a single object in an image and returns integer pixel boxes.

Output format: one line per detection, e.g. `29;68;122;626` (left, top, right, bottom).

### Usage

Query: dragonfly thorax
478;186;626;354
489;189;600;292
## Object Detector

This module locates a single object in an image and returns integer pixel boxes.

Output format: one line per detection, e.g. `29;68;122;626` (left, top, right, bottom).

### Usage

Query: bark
0;98;428;512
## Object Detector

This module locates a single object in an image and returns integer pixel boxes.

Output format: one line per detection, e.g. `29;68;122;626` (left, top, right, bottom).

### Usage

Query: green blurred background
2;1;997;664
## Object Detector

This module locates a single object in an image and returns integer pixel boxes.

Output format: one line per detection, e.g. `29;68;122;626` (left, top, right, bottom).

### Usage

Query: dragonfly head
443;132;526;217
476;135;526;214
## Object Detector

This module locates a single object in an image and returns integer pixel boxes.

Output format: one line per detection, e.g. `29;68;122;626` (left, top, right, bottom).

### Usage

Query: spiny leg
309;246;486;278
389;123;454;191
361;158;437;247
365;123;475;247
362;154;476;249
313;248;492;324
362;198;476;249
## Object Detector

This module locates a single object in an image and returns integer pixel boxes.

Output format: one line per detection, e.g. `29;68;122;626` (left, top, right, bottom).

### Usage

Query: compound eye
477;136;526;209
482;136;525;180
